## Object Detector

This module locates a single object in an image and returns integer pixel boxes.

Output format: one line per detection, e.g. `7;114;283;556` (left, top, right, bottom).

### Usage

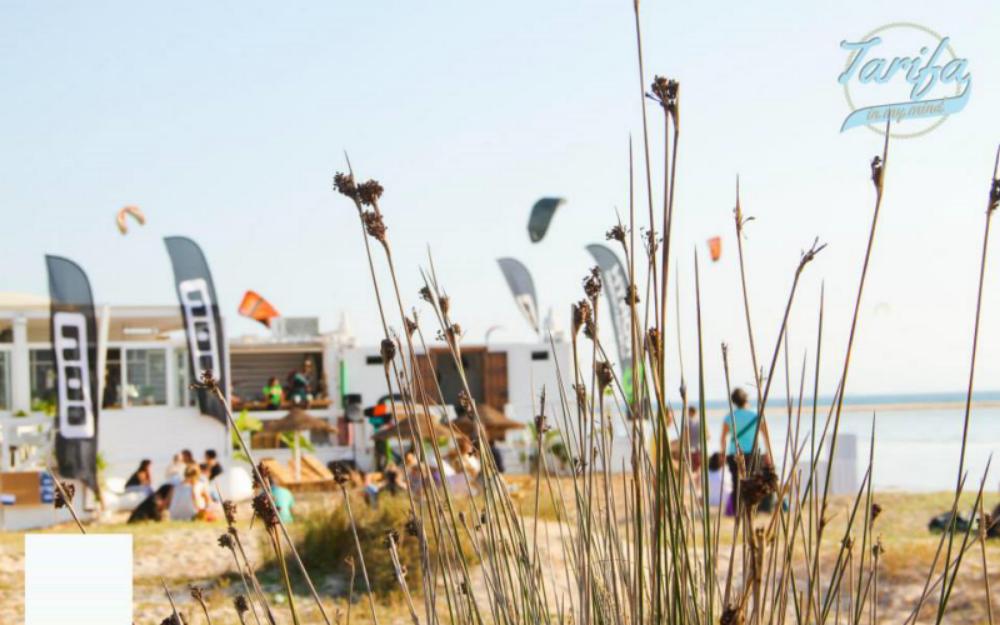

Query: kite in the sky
116;205;146;235
527;197;565;243
707;236;722;262
238;290;281;328
497;258;540;333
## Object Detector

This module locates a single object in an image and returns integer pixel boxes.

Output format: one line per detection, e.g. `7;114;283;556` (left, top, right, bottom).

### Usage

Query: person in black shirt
125;459;153;496
201;449;224;481
128;484;174;524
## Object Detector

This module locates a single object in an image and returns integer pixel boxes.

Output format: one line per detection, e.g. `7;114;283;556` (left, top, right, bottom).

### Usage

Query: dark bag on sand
928;511;971;534
988;503;1000;539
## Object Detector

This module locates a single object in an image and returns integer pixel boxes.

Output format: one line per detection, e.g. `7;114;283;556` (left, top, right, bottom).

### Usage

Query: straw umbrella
261;407;334;480
451;403;525;441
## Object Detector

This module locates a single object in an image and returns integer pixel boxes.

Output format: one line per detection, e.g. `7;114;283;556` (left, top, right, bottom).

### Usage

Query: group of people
261;358;320;409
679;387;774;514
126;449;226;524
342;435;499;509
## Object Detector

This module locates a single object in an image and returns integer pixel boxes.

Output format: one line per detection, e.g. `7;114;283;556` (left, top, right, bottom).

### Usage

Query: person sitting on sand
168;464;215;521
268;477;295;524
128;484;174;524
201;448;224;481
383;463;406;495
125;459;154;496
164;453;186;484
720;387;774;514
449;438;481;481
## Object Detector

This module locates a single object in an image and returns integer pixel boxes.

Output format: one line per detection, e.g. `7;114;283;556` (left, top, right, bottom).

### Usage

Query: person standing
686;406;707;472
719;387;773;513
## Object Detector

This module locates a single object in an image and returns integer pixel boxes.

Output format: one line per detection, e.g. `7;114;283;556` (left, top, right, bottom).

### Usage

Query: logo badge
839;22;971;138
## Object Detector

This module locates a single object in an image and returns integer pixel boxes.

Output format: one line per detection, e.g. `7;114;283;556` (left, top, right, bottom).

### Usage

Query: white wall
99;407;227;487
338;341;574;422
500;341;573;424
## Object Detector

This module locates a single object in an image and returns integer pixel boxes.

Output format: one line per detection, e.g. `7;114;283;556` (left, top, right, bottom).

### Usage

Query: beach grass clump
299;494;478;595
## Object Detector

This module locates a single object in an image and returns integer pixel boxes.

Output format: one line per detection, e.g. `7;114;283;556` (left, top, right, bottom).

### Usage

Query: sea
694;391;1000;493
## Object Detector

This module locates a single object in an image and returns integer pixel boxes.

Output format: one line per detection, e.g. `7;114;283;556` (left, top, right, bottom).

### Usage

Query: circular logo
839;22;970;139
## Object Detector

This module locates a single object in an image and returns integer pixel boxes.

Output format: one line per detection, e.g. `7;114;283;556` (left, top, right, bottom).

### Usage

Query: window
29;349;56;410
175;349;195;407
0;351;10;410
102;348;122;409
125;348;167;406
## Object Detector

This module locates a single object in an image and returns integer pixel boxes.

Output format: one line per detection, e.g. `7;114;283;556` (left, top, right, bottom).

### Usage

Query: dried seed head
419;286;433;303
644;228;659;256
534;413;550;435
595;361;613;393
222;500;237;526
648;76;680;126
189;585;205;602
234;595;250;615
357;179;384;207
605;224;626;244
739;463;778;509
457;390;473;415
571;299;592;337
380;338;397;364
362;210;387;244
383;529;400;549
870;155;884;189
583;317;596;341
989;178;1000;212
720;604;745;625
161;615;187;625
797;238;827;273
438;295;451;316
871;502;883;523
405;514;422;537
404;316;418;337
54;481;75;509
646;328;661;363
624;283;640;305
872;540;885;557
253;462;271;490
572;384;587;410
333;172;358;199
445;323;462;346
218;533;235;550
190;369;220;393
252;492;279;528
332;462;351;485
583;267;602;300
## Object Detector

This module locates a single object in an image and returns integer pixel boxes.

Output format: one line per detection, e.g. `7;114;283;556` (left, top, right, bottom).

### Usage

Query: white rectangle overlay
25;534;132;624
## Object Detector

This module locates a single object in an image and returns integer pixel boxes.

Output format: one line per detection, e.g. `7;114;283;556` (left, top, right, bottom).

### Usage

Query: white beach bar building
0;293;571;528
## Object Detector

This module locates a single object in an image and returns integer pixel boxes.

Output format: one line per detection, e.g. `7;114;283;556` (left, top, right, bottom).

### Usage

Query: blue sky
2;1;999;398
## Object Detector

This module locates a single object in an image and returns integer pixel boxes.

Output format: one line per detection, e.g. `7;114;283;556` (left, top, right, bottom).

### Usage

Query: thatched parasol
372;415;468;444
261;407;334;433
452;404;524;441
261;407;333;479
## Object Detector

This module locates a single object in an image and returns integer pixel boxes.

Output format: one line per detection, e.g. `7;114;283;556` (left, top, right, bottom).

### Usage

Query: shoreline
700;399;1000;418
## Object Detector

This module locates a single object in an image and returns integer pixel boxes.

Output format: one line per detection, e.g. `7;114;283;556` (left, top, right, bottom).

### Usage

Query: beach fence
793;432;859;499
